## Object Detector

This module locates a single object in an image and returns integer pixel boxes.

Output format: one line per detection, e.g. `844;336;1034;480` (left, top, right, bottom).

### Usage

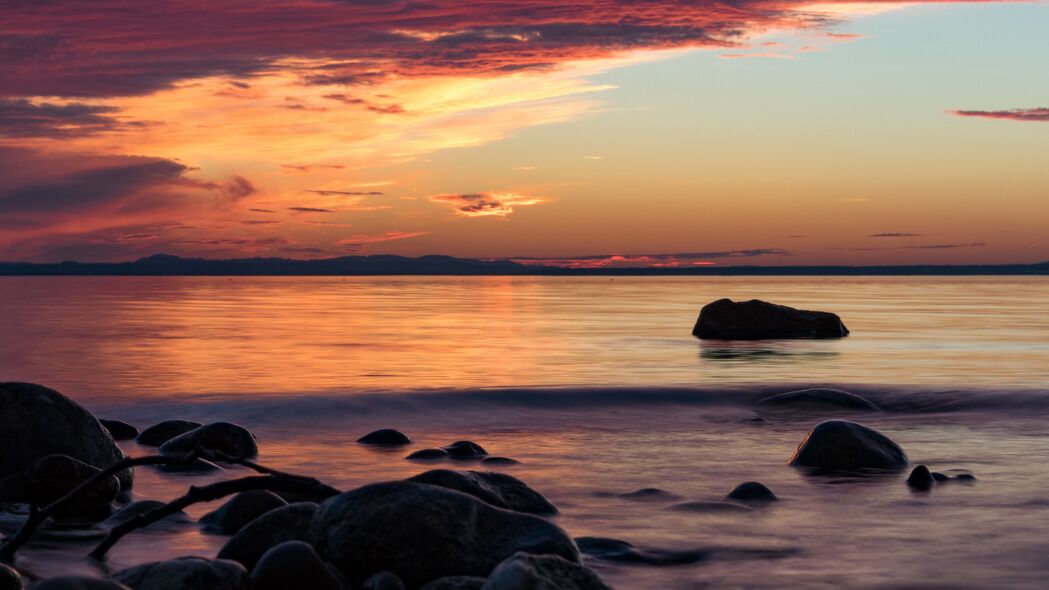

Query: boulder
406;470;558;515
252;541;344;590
576;536;708;566
100;420;139;441
692;299;849;340
406;449;448;461
931;472;950;482
357;429;412;446
110;557;250;590
420;578;486;590
482;553;611;590
907;465;935;490
443;441;488;460
668;501;754;513
159;422;257;461
135;420;202;446
756;388;878;412
310;481;578;588
218;502;318;570
614;488;683;502
0;454;119;519
725;481;778;504
0;383;131;490
481;457;519;467
0;564;21;590
31;578;130;590
955;473;977;482
363;572;405;590
201;490;287;534
789;420;908;471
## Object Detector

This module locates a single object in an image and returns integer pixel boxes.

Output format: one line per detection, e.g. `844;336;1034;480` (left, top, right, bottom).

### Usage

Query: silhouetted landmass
0;254;1047;276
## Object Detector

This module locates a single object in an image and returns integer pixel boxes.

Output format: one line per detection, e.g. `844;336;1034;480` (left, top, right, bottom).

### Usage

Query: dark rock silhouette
0;383;131;491
357;429;412;446
0;454;119;519
931;471;950;482
407;449;450;461
757;388;878;412
906;465;935;490
725;481;778;504
363;571;406;590
100;419;139;441
481;457;519;467
159;422;258;460
218;502;319;570
483;552;611;590
252;541;344;590
693;299;849;340
30;577;130;590
201;490;288;534
668;501;754;513
789;420;908;471
420;577;486;590
309;481;577;588
614;488;684;502
136;420;202;447
110;556;250;589
443;441;488;460
576;536;710;566
0;563;21;590
407;470;558;515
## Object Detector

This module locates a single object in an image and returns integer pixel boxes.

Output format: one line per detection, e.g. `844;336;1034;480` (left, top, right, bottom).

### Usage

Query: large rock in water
252;541;344;590
217;502;319;570
159;422;257;460
0;383;131;490
310;481;578;588
482;553;612;590
692;299;849;340
110;557;250;590
0;454;119;519
406;470;558;515
200;490;287;534
757;388;878;412
789;420;908;471
136;420;202;447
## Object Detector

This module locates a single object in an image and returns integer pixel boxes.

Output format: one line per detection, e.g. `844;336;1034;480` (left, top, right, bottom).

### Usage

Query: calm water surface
1;276;1048;588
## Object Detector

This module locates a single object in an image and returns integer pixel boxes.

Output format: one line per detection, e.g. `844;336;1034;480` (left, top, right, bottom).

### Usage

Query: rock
756;388;879;412
725;481;778;504
907;465;935;490
153;458;222;473
252;541;343;590
363;572;405;590
0;383;131;491
159;422;258;461
481;457;519;467
954;473;977;482
218;502;318;570
931;472;950;482
789;420;908;471
310;481;578;588
0;454;119;519
443;441;488;460
357;429;412;446
406;470;558;515
110;556;250;590
615;488;683;502
104;500;190;526
692;299;849;340
420;578;487;590
482;552;611;590
668;501;754;513
406;449;448;461
576;536;708;566
201;490;287;534
135;420;202;446
100;420;139;441
0;564;21;590
31;578;130;590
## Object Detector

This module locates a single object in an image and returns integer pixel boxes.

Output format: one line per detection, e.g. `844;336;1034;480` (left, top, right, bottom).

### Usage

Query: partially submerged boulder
725;481;778;504
0;454;119;518
757;388;878;412
482;552;611;590
310;481;578;588
218;502;319;570
406;470;558;515
789;420;908;471
692;299;849;340
135;420;202;447
200;490;287;534
363;572;405;590
100;419;139;441
31;578;130;590
614;488;684;503
110;556;250;590
252;541;344;590
576;537;708;566
159;422;257;461
0;383;131;490
443;441;488;460
907;465;935;490
406;449;449;461
357;429;412;446
0;564;21;590
420;577;486;590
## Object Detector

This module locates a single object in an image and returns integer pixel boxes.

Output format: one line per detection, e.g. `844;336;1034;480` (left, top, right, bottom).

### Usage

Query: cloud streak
429;192;543;217
513;248;791;268
949;107;1049;122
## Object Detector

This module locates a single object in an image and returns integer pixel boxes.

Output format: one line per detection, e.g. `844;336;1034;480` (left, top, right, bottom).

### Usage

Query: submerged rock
111;556;250;590
406;449;449;461
757;388;879;412
576;536;708;566
692;299;849;340
201;490;287;535
481;457;520;467
954;473;977;482
252;541;344;590
136;420;202;447
614;488;684;503
725;481;778;504
483;552;611;590
357;429;412;446
931;472;950;482
443;441;488;460
31;578;130;590
420;577;487;590
407;470;558;515
0;454;119;519
0;382;131;491
907;465;935;491
363;572;405;590
310;481;578;588
789;420;908;471
218;502;319;570
0;564;21;590
668;501;754;513
159;422;258;461
100;420;139;441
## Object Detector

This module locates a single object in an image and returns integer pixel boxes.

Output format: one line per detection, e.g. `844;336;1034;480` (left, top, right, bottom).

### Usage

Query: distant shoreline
1;254;1048;276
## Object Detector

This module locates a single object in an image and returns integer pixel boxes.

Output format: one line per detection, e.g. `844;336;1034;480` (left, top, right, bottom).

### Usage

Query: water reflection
698;341;841;362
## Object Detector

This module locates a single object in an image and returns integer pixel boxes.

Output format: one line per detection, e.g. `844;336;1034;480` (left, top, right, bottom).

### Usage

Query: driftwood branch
89;474;340;560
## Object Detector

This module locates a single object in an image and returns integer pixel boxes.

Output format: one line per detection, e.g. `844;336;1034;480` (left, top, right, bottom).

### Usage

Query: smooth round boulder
252;541;343;590
407;470;558;515
218;502;319;570
0;383;131;490
615;488;683;502
31;578;130;590
757;388;879;412
692;298;849;340
443;441;488;460
481;457;519;467
136;420;202;447
725;481;778;504
420;578;486;590
0;454;119;519
482;552;611;590
110;556;250;590
100;420;139;441
159;422;257;461
406;449;448;461
363;572;405;590
357;429;412;446
0;564;22;590
310;481;578;588
789;420;908;471
907;465;935;490
201;490;287;534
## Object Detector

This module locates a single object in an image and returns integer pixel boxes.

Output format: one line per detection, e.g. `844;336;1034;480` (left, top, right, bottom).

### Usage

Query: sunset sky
1;1;1046;266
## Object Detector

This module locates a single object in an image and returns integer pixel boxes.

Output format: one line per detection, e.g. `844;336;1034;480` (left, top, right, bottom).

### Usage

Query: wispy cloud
513;248;791;268
949;108;1049;122
871;232;923;238
306;189;384;197
288;206;335;213
429;192;543;218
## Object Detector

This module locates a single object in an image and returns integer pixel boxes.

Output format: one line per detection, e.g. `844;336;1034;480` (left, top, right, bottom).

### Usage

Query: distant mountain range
1;254;1048;276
